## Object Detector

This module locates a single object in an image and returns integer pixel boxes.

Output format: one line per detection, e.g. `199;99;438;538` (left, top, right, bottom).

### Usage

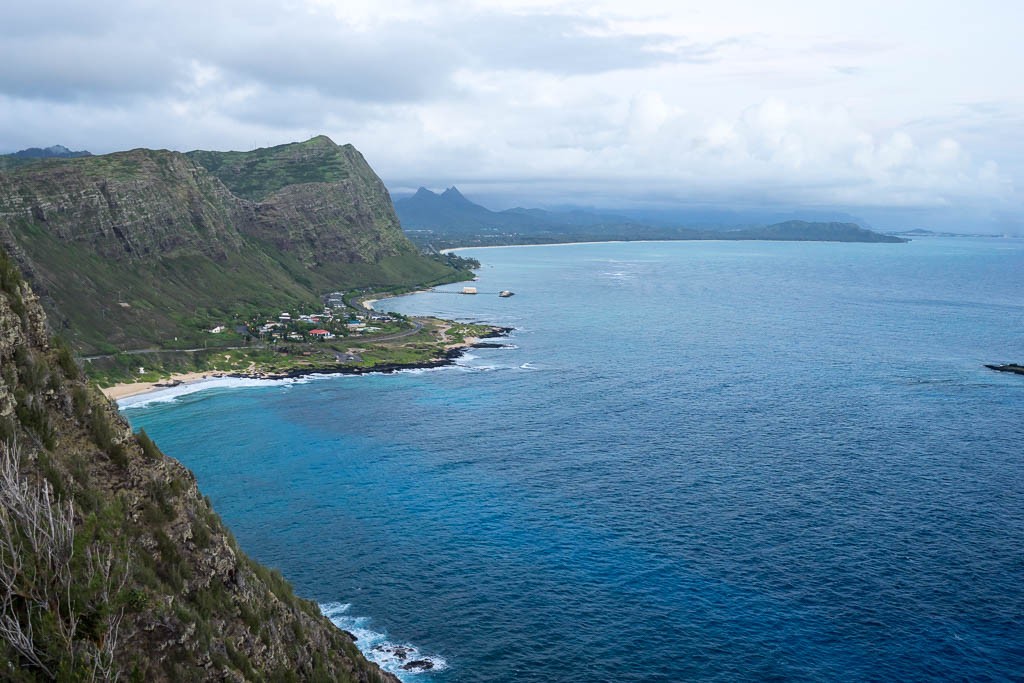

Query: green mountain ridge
0;251;397;681
395;186;907;247
0;138;463;354
0;146;94;172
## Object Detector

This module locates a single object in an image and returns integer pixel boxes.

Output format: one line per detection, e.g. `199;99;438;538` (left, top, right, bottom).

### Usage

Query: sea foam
320;602;448;680
117;376;287;409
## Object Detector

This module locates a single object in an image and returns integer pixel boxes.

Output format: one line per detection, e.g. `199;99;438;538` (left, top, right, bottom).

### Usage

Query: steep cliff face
192;137;414;267
0;149;248;262
0;137;456;353
0;249;397;681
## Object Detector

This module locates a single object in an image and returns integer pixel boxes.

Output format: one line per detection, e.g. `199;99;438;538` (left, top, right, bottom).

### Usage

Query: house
309;329;334;339
279;312;292;322
209;325;226;334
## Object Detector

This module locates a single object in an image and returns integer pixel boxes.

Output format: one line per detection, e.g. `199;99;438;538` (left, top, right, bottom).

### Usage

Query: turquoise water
123;238;1024;681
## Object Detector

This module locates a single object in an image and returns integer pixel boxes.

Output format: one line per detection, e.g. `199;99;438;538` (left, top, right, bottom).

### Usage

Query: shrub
136;429;162;460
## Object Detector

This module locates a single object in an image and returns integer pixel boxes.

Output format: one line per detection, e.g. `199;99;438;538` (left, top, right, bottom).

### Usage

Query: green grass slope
187;135;364;202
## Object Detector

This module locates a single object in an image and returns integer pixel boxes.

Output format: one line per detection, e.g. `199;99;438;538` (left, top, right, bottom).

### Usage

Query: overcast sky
2;1;1021;230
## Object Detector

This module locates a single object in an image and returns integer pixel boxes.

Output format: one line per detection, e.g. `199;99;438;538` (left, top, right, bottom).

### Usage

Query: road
79;320;426;360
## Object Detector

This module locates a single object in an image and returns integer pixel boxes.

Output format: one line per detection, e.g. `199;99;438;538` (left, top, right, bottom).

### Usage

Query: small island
985;363;1024;376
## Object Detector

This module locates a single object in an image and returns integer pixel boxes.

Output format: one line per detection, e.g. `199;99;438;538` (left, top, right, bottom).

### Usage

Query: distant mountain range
395;186;640;233
394;186;908;247
0;145;94;171
6;144;92;159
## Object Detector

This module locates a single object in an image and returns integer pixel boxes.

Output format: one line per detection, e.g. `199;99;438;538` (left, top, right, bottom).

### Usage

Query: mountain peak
440;186;474;206
304;134;337;147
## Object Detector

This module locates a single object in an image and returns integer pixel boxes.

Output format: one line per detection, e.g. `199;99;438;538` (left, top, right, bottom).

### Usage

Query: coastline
103;327;513;402
102;371;227;400
439;239;672;254
437;233;919;254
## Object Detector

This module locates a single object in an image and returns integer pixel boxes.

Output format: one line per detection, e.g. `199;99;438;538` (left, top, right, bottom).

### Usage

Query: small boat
499;290;514;298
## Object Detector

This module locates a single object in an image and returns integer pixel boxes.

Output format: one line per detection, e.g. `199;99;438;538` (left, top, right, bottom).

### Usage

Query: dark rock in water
373;644;412;660
403;659;435;671
342;629;358;641
986;363;1024;376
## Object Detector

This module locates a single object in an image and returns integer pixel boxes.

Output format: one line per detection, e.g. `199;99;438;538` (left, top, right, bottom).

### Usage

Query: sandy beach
101;371;229;400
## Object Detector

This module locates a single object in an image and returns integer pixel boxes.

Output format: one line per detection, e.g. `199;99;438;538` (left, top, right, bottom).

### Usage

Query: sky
2;1;1022;231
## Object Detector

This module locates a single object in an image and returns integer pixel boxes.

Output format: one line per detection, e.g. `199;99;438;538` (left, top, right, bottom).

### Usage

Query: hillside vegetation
0;138;466;355
0;248;397;681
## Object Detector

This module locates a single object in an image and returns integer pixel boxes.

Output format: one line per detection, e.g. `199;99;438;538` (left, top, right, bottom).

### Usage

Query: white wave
602;270;637;281
396;365;453;376
320;601;352;619
319;602;448;680
464;364;502;372
117;376;287;409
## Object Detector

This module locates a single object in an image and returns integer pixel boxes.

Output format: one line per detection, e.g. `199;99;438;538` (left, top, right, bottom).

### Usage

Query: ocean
121;237;1024;682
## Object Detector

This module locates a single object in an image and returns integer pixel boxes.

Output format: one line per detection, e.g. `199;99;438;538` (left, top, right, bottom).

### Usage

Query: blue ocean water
122;238;1024;682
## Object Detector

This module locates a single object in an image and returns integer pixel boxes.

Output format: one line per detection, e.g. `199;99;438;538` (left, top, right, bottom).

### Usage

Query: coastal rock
985;363;1024;376
374;644;413;661
403;659;435;671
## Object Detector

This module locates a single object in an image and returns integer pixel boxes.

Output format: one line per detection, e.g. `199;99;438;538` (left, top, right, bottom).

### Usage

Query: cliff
0;138;459;354
0;248;397;681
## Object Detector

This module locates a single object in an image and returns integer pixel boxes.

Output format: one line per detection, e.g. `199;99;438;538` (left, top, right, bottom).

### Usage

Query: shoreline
439;239;674;254
437;234;924;254
361;288;426;311
102;327;513;402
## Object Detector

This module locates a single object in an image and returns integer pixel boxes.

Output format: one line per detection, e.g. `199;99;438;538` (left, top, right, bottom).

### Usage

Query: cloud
0;0;1020;225
0;0;690;107
374;93;1013;211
